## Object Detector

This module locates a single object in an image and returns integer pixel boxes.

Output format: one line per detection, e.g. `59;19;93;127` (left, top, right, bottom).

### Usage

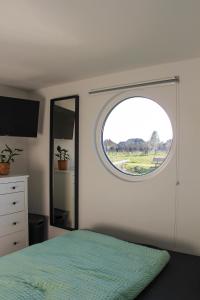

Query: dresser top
0;174;29;183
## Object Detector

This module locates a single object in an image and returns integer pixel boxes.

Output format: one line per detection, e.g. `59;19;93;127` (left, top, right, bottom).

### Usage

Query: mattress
0;230;169;300
137;249;200;300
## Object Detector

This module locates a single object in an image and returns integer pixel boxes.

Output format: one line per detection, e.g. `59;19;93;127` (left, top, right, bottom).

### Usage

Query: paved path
113;159;129;166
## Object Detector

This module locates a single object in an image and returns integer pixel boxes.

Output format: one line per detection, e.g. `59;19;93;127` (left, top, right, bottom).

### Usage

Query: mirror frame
49;95;79;230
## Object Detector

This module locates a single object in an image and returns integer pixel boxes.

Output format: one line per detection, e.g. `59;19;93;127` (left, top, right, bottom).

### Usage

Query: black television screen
0;96;40;137
53;105;75;139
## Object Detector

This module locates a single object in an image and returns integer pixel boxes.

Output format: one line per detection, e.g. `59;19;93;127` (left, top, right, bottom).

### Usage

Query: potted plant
0;144;23;175
55;146;70;170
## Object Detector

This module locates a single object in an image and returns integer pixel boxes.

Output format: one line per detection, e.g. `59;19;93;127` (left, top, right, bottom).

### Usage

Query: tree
149;131;160;153
103;139;117;152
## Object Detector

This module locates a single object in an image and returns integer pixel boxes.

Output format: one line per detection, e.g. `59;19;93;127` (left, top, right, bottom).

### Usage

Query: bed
0;230;199;299
137;249;200;299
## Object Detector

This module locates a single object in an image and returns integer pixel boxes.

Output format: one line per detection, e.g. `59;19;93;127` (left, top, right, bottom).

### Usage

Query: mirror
50;95;79;230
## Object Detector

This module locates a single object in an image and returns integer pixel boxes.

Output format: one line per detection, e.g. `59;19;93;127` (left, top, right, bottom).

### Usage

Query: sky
103;97;173;143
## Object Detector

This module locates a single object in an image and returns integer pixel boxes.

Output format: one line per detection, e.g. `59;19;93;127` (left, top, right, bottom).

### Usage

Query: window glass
102;97;173;176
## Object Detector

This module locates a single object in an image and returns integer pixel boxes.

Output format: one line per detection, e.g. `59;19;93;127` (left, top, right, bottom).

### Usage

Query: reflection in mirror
50;95;79;230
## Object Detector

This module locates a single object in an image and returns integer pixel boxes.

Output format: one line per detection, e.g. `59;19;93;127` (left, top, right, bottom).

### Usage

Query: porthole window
96;94;174;181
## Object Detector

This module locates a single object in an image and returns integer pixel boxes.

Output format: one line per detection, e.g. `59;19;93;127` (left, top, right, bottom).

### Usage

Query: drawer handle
12;186;16;190
13;241;19;245
12;202;16;205
12;222;17;226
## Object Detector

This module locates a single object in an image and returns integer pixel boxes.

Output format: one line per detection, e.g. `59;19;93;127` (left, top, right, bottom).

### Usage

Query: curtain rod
89;76;179;95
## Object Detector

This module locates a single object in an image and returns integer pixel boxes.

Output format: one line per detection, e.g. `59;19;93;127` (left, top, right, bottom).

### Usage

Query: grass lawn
106;151;167;175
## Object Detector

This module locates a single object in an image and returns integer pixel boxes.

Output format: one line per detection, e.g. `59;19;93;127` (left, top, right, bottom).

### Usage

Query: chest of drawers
0;175;29;256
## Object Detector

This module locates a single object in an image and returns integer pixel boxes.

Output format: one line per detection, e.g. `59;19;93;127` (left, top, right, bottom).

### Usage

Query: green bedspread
0;230;169;300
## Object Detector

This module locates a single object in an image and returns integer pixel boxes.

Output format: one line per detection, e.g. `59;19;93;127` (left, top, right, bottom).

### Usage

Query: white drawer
0;181;24;195
0;231;27;256
0;192;25;215
0;212;26;237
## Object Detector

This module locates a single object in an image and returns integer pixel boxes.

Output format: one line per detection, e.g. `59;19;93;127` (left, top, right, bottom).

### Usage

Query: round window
96;95;174;181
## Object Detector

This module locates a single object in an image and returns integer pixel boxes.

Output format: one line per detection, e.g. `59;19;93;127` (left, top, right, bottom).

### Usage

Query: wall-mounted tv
53;105;75;139
0;96;40;137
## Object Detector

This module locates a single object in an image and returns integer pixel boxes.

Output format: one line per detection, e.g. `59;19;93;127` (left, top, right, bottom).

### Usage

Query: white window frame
95;90;175;182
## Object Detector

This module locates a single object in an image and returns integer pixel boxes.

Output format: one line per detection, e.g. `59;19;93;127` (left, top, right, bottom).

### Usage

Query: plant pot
0;163;10;175
58;160;68;171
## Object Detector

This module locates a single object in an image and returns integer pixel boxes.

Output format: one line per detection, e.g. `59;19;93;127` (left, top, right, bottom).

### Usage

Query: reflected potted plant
55;146;70;170
0;144;23;175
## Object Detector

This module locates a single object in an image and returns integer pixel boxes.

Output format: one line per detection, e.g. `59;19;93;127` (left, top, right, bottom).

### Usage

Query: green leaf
0;144;22;163
0;154;6;162
5;144;12;153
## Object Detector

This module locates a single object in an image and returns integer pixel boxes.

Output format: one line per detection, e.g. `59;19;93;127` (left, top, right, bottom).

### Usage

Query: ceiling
0;0;200;90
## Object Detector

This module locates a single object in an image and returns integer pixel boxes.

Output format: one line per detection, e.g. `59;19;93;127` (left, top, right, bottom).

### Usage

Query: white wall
31;57;200;255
